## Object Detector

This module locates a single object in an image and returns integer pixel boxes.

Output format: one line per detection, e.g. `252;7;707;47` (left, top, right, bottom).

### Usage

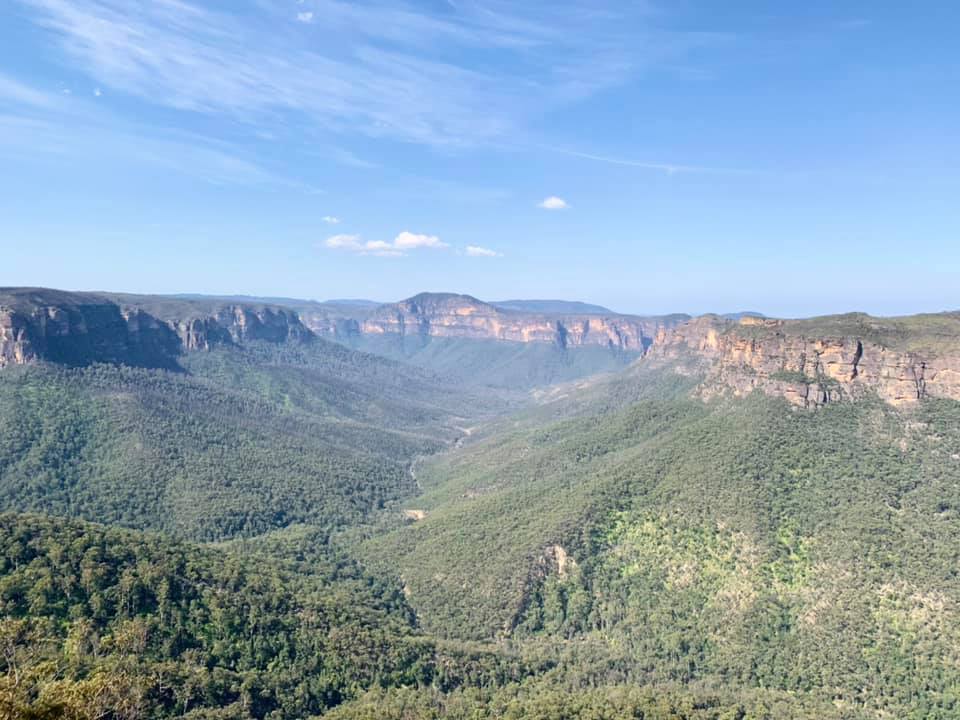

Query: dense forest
0;341;493;540
2;298;959;718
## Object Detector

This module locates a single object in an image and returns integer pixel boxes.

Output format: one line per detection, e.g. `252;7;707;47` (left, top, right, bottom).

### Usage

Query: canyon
296;292;686;352
4;287;960;407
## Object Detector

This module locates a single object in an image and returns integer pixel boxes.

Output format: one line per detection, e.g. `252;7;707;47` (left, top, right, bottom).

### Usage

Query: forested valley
1;292;959;719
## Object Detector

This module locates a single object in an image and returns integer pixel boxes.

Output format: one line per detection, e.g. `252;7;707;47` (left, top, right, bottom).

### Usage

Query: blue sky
1;0;958;317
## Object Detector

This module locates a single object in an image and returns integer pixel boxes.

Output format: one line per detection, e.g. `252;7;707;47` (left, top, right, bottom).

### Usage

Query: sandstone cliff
0;288;311;369
300;293;686;352
646;313;960;406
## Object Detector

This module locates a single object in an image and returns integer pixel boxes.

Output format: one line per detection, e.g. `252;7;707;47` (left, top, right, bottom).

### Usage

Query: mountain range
2;286;960;719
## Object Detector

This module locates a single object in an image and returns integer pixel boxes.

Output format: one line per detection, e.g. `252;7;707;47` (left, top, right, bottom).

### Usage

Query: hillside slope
357;360;960;718
5;288;960;718
0;291;499;540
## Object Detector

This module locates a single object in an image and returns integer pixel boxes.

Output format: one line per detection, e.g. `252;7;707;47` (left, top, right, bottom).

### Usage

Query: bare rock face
302;293;684;352
0;309;39;367
0;297;182;369
647;314;960;407
166;306;311;351
0;289;312;370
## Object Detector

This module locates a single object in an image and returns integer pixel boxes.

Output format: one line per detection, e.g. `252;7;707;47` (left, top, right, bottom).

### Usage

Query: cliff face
647;314;960;407
165;305;311;351
301;293;685;352
0;289;311;369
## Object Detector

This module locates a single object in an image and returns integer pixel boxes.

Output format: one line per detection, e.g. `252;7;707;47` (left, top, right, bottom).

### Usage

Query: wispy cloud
324;231;448;257
322;216;341;225
0;72;59;108
538;196;569;210
541;145;758;176
466;245;502;257
14;0;713;147
0;105;320;191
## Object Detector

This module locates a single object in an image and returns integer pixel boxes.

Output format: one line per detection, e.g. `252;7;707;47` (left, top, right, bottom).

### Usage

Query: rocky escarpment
647;313;960;407
0;288;312;369
301;293;686;352
159;305;311;351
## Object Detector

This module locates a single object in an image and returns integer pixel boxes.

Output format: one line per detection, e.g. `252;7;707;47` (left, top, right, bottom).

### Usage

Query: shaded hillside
0;337;496;541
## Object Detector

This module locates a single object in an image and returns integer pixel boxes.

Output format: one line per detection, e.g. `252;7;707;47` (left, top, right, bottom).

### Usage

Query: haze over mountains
3;285;960;719
4;287;959;402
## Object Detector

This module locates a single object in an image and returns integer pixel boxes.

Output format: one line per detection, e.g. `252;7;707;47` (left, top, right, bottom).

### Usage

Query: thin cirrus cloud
466;245;502;258
0;110;319;191
11;0;723;148
0;72;59;108
322;216;341;224
0;70;324;191
325;231;448;257
538;196;569;210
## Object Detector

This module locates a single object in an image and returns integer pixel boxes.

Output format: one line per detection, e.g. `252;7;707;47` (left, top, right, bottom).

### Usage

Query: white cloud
324;233;362;250
538;196;569;210
296;11;313;23
362;240;403;257
393;231;447;249
466;245;501;257
322;215;340;224
324;230;447;256
93;87;102;97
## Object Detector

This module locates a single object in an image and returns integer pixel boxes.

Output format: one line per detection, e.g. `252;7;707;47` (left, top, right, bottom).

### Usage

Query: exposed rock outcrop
647;313;960;407
0;288;312;369
301;293;686;352
164;305;311;351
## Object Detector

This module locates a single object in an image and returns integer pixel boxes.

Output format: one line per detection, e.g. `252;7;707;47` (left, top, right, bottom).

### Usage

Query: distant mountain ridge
0;288;679;389
720;310;766;321
492;299;615;314
324;298;383;307
298;291;689;353
8;288;960;404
